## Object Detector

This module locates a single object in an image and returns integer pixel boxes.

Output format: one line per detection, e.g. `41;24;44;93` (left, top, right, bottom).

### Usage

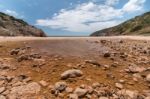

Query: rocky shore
0;36;150;99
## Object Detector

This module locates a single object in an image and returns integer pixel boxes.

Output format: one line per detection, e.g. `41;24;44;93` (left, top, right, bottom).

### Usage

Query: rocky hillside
0;12;46;37
91;12;150;36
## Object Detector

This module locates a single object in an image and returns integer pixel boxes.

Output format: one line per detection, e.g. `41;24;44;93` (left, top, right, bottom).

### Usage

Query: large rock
10;82;41;95
54;82;67;92
74;87;88;97
125;65;146;73
117;89;138;99
61;69;83;80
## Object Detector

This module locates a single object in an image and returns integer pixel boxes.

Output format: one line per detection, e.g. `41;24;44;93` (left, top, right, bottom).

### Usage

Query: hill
91;12;150;36
0;12;46;37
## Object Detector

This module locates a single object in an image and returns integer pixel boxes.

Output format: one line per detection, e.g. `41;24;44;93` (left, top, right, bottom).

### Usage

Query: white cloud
105;0;119;5
123;0;146;12
3;10;24;18
36;0;146;33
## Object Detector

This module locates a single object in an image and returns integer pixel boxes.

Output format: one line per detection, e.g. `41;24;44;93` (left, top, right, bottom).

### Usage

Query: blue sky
0;0;150;36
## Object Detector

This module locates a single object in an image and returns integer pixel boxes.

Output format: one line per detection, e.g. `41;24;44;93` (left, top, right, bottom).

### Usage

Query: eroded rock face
61;69;83;80
0;12;46;37
10;82;41;95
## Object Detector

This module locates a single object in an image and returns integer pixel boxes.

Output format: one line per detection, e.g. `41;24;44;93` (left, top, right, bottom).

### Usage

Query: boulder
61;69;83;80
54;82;67;92
74;87;88;97
10;82;41;95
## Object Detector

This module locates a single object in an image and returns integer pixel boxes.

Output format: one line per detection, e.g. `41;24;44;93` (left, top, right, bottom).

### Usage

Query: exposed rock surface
0;12;46;37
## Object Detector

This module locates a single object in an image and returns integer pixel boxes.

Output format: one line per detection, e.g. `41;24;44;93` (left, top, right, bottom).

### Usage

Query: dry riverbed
0;36;150;99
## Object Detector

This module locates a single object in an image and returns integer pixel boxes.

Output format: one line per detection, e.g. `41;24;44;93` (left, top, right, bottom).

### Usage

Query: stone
99;97;109;99
0;80;5;86
74;87;88;97
92;82;100;89
61;69;83;80
17;53;41;62
10;48;20;55
117;89;138;99
66;87;73;93
39;80;48;87
85;60;101;67
0;87;5;94
119;80;125;84
103;52;111;57
126;65;146;73
54;82;67;92
115;83;123;89
146;74;150;82
145;96;150;99
10;82;41;95
0;95;6;99
68;94;78;99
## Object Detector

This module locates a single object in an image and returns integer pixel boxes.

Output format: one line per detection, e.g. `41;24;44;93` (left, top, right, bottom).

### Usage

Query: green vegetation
91;11;150;36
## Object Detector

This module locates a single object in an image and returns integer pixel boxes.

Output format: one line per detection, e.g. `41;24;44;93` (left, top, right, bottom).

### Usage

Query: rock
87;86;94;94
92;82;100;89
103;65;110;70
17;53;41;62
39;80;48;87
119;80;125;84
126;65;146;73
99;97;109;99
115;83;123;89
145;96;150;99
18;74;28;81
54;82;67;92
0;80;5;86
100;40;107;44
65;87;73;93
74;87;88;97
0;87;5;94
10;48;20;55
103;52;111;57
61;69;83;80
0;95;6;99
68;94;78;99
117;89;138;99
85;60;101;67
146;74;150;82
10;82;41;95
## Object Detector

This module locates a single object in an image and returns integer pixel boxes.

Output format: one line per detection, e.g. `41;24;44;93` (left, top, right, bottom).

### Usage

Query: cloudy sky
0;0;149;36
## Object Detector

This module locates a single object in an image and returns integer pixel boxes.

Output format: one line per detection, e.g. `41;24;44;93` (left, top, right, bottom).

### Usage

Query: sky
0;0;150;36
